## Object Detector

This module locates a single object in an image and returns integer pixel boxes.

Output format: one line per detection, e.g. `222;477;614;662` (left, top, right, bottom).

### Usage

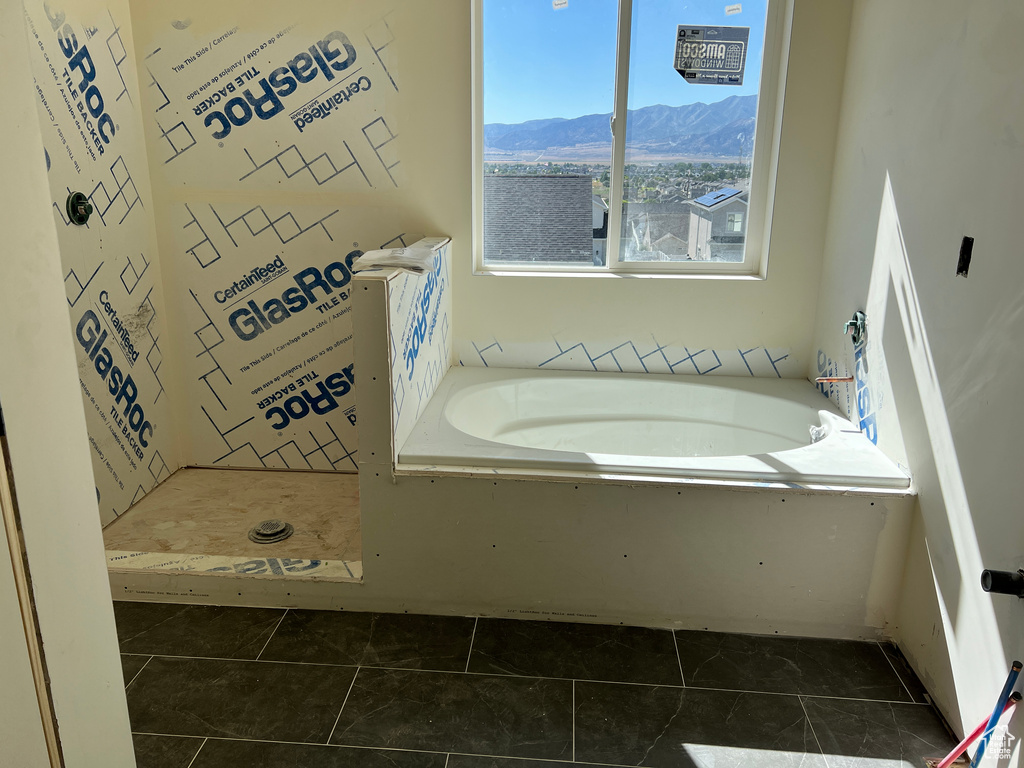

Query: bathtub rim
397;366;913;494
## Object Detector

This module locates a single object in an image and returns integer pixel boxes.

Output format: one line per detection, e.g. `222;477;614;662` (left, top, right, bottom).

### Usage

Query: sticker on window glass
725;4;742;15
674;25;749;85
553;0;568;9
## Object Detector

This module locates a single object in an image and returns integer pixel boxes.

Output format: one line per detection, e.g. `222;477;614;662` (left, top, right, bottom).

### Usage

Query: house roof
483;175;594;263
692;187;745;209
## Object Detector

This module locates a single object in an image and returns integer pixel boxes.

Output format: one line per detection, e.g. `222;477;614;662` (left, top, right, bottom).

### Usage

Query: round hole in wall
870;502;875;506
759;561;764;565
376;553;380;557
781;498;786;503
430;479;435;483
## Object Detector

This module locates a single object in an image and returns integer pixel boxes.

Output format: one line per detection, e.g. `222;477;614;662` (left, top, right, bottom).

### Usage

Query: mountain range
485;94;757;158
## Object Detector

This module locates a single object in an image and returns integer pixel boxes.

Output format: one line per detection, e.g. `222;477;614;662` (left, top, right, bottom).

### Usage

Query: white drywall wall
0;517;51;768
812;0;1024;739
1;4;135;765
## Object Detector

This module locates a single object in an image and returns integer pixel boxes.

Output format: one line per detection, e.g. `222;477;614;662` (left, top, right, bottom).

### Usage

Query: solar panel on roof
694;187;742;207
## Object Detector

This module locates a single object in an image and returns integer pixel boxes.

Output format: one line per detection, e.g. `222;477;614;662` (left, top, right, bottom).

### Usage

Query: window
472;0;791;276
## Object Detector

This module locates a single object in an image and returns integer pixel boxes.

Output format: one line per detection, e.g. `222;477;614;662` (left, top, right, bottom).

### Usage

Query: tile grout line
465;617;479;673
124;652;932;705
798;696;832;768
129;732;653;768
671;630;686;687
877;641;917;703
572;679;576;763
124;655;153;690
255;609;289;660
326;666;360;745
444;754;451;768
183;737;208;768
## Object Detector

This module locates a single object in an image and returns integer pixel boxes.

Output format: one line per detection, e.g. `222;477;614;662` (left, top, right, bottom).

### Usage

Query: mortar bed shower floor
102;467;361;580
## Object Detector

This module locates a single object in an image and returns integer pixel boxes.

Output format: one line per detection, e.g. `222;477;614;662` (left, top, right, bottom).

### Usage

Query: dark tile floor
114;602;958;768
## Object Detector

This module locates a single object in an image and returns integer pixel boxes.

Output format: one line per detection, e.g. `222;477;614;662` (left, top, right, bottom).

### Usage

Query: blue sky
483;0;768;125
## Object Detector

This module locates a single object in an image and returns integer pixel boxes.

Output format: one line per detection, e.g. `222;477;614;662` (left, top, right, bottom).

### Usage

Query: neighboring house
592;194;608;264
686;187;748;262
620;202;691;261
483;175;594;263
653;232;687;256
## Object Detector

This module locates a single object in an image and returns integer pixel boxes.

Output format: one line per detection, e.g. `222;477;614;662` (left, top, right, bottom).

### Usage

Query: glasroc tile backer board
134;1;419;473
23;0;178;525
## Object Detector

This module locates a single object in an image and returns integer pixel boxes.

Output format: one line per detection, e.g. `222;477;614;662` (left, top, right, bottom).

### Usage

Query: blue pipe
971;660;1022;767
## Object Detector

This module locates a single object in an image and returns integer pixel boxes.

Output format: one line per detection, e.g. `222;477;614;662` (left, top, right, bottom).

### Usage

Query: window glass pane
619;0;768;263
482;0;618;265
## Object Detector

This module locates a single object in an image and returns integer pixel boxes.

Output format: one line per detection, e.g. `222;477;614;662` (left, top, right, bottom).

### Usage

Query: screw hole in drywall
492;544;496;548
430;479;434;483
759;561;764;565
870;502;875;506
781;498;786;503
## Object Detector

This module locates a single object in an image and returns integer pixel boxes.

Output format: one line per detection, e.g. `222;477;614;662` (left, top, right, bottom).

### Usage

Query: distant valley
484;94;757;163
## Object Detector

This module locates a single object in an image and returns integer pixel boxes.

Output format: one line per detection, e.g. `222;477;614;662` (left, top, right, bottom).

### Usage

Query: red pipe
935;691;1020;768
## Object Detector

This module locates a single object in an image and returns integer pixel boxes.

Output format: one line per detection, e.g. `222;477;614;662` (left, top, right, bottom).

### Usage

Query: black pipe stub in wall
66;191;92;226
981;569;1024;597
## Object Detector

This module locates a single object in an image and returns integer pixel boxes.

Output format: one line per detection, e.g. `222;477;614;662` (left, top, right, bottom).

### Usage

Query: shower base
102;467;361;582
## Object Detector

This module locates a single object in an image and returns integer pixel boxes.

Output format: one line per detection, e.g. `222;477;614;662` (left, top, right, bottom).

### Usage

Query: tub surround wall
353;240;453;465
338;258;918;639
810;0;1024;738
456;339;801;379
453;0;852;379
23;0;179;523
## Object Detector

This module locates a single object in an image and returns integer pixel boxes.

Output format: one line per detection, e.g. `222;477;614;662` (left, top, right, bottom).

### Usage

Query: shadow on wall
866;173;1014;735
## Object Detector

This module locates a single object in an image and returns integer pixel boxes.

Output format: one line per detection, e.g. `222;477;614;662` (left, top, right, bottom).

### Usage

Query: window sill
472;267;767;281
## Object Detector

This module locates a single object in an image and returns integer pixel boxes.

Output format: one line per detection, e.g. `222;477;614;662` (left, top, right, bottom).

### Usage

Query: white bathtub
398;367;910;489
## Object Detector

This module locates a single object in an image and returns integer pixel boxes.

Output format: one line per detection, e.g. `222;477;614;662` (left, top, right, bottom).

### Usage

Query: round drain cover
248;519;294;544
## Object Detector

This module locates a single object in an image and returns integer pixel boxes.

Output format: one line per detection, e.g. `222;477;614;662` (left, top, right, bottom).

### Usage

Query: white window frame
471;0;793;278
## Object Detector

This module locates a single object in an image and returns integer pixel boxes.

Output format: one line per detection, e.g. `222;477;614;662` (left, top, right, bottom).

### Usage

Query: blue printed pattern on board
459;338;795;378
